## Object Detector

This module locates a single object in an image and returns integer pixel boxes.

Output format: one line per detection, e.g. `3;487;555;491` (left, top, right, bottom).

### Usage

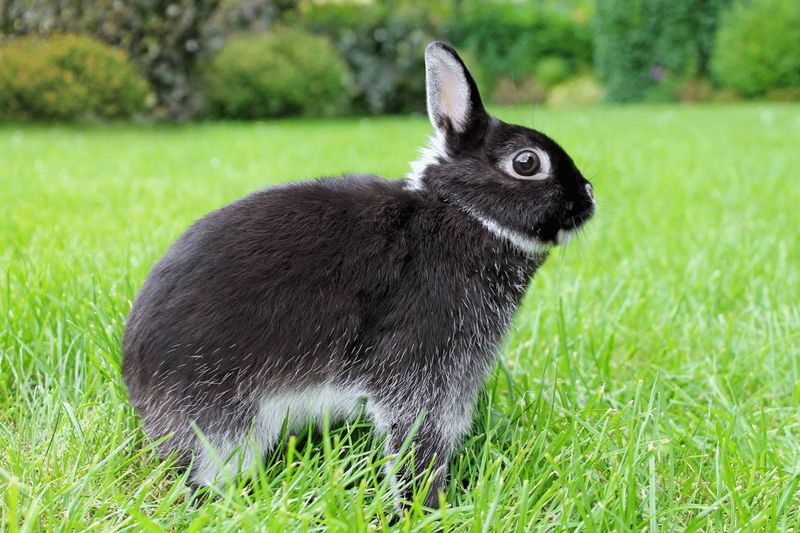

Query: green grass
2;103;799;531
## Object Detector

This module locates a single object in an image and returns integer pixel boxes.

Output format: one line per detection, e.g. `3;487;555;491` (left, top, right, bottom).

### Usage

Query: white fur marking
461;206;552;256
556;228;575;245
194;384;367;485
405;131;447;191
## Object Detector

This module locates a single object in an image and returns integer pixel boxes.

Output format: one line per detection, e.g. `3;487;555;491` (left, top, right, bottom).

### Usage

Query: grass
1;103;799;531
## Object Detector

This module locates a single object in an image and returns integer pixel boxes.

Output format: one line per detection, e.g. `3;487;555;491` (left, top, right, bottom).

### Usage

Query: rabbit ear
425;42;487;139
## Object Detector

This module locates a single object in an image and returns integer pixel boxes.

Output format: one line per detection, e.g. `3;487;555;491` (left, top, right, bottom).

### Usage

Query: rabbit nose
585;183;594;203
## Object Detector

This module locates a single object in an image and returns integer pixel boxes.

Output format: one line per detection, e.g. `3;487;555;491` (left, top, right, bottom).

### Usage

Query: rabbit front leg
377;399;474;509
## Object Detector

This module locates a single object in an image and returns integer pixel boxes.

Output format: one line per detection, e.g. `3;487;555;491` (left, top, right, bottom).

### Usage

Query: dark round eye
512;150;541;176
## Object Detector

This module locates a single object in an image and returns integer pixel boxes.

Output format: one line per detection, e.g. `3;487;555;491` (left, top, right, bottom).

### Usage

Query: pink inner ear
441;71;460;116
426;45;473;133
439;69;469;132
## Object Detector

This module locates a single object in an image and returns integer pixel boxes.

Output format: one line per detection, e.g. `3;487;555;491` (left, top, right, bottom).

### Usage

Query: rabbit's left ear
424;42;488;141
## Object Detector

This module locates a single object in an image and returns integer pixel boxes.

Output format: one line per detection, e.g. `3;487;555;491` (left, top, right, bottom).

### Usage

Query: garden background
2;0;800;531
2;0;799;120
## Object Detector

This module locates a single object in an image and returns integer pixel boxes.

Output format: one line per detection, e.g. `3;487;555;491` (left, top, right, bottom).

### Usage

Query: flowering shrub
593;0;730;102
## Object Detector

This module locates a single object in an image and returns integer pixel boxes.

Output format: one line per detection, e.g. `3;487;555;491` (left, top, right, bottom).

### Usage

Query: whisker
509;70;524;126
575;226;598;263
579;141;601;179
585;167;614;185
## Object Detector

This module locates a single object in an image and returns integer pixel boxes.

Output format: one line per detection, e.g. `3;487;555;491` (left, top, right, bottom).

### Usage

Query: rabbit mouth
550;204;595;245
556;227;581;245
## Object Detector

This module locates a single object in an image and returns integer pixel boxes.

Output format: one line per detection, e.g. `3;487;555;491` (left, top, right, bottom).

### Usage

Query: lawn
1;104;799;531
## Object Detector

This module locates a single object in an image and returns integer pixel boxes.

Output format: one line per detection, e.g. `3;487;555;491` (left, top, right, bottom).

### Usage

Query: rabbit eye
502;148;551;180
512;150;540;176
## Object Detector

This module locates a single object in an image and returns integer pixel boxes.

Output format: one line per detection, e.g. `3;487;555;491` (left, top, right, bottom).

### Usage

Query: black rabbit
123;41;595;507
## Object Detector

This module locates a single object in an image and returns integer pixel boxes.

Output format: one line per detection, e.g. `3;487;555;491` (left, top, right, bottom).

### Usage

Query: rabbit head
407;42;595;254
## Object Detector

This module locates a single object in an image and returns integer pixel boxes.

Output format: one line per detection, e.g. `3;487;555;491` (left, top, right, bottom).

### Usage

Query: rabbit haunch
123;41;595;508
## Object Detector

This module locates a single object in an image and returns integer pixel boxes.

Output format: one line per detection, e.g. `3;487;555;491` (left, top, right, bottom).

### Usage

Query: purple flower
650;65;665;82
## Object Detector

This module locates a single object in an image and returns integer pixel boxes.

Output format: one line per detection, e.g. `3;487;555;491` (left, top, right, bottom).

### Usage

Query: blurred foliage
491;77;547;106
712;0;800;97
546;74;603;106
0;0;300;119
594;0;730;102
0;33;148;120
534;57;573;89
673;78;713;102
456;49;490;98
448;2;592;95
1;0;797;119
295;3;438;115
205;27;347;118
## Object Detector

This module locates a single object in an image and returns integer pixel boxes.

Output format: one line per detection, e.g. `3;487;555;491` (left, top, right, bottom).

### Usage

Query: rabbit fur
123;41;595;507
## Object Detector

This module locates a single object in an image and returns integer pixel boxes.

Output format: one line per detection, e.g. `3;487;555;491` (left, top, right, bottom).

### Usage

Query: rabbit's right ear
424;42;488;142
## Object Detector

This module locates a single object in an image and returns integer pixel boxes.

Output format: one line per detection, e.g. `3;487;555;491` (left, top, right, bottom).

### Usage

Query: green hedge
205;28;349;119
297;3;437;115
594;0;730;102
712;0;800;97
0;34;148;120
0;0;289;120
448;3;593;93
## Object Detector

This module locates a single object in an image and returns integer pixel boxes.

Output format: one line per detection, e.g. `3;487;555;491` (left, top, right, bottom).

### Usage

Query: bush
594;0;731;102
0;0;299;120
711;0;800;97
535;57;572;89
492;77;547;106
448;3;592;93
205;28;348;119
0;34;148;120
297;3;437;114
765;88;800;102
547;75;604;107
675;78;713;102
457;50;491;98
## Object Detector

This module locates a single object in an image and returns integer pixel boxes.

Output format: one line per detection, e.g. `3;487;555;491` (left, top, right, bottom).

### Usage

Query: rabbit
123;41;595;508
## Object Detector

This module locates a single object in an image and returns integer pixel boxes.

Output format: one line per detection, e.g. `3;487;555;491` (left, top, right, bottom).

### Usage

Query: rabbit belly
192;383;367;486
